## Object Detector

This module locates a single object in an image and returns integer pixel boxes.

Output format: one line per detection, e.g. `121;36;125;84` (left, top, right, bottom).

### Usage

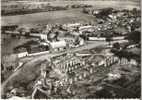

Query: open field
2;0;140;7
2;0;140;26
47;0;140;9
2;9;96;26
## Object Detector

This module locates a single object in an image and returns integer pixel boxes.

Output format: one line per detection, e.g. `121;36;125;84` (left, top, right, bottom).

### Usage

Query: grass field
2;0;140;26
2;0;140;7
2;9;96;26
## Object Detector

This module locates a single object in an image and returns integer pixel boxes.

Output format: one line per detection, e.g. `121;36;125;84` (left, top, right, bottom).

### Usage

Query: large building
49;40;67;52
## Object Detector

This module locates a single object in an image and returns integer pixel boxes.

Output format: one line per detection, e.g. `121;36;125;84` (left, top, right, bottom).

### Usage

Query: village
1;3;141;99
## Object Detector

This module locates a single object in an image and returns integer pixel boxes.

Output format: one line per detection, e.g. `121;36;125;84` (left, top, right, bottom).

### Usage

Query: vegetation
125;31;141;44
2;6;67;16
113;42;120;50
105;35;113;45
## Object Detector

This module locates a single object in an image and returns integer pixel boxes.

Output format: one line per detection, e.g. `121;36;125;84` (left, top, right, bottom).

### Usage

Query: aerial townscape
1;0;141;99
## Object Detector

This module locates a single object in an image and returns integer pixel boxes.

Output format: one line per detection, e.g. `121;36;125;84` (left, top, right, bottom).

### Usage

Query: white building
78;37;85;46
112;36;125;40
30;33;47;40
40;34;47;40
88;37;106;41
63;23;81;30
49;40;67;51
79;25;94;31
17;52;28;58
130;59;138;65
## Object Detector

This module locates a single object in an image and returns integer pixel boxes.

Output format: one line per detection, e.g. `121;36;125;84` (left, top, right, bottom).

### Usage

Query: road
19;39;128;63
19;41;107;63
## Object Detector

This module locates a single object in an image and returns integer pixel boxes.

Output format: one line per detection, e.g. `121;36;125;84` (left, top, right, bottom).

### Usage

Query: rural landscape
1;0;141;99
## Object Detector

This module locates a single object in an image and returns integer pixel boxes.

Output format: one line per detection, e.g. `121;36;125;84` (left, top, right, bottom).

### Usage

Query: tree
105;35;113;45
82;8;89;14
95;8;113;20
113;42;120;50
126;31;140;43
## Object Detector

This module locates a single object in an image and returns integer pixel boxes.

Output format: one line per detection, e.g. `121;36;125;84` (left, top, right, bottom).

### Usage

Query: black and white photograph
1;0;141;99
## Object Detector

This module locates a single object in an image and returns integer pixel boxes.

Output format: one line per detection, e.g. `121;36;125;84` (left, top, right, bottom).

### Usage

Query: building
30;33;47;40
58;36;75;48
79;25;94;32
63;23;81;30
88;37;106;41
52;53;84;72
17;51;28;58
112;36;125;40
40;34;47;41
49;40;67;52
71;31;81;36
